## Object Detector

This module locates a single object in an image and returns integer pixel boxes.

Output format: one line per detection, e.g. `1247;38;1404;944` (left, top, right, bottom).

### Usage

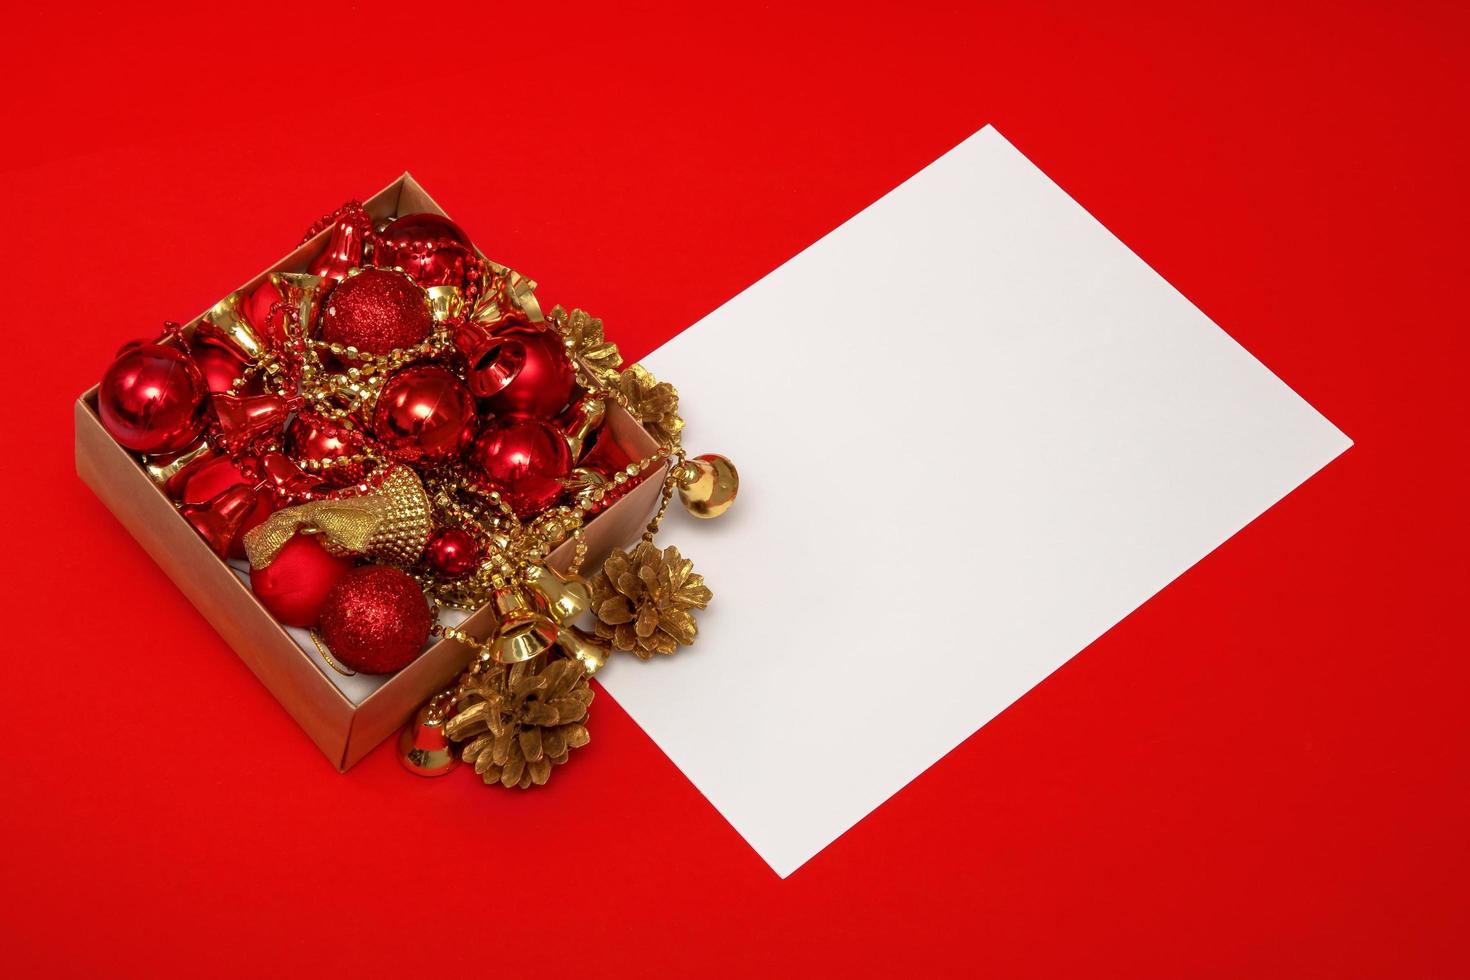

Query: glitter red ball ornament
286;413;367;487
319;565;432;673
461;321;575;418
371;365;475;464
467;416;573;518
182;456;274;559
375;213;475;289
425;527;480;579
318;268;433;355
98;344;210;453
249;533;356;628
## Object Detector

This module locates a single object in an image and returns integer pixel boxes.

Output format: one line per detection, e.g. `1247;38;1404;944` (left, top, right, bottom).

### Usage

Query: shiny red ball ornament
375;213;475;289
462;321;575;419
183;456;275;559
371;365;475;464
249;533;356;628
98;344;210;453
467;416;573;518
319;268;432;355
319;565;432;674
424;527;480;579
286;413;367;487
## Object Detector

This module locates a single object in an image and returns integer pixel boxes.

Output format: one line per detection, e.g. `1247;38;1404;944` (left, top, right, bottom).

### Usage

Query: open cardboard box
74;175;668;771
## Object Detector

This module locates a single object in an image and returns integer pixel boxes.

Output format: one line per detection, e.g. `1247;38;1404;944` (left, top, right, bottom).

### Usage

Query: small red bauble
286;413;367;487
319;565;432;674
425;527;480;578
249;533;356;628
468;322;575;419
371;365;475;464
318;268;432;355
468;416;573;518
98;344;210;453
182;456;274;559
375;213;475;289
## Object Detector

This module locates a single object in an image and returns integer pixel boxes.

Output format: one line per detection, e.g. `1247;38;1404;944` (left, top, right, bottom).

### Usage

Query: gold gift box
73;175;666;771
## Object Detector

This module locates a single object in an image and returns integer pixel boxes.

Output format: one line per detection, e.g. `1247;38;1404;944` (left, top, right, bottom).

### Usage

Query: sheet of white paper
601;126;1350;877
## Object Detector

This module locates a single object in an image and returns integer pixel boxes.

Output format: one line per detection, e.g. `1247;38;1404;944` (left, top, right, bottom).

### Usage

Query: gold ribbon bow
243;464;432;569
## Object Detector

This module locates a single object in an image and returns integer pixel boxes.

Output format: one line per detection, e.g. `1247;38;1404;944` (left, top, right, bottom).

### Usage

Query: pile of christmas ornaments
96;203;736;787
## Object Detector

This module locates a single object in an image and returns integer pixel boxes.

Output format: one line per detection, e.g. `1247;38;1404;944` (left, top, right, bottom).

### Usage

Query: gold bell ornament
677;453;739;518
523;563;592;624
560;396;605;461
488;587;559;664
554;625;611;675
397;692;459;777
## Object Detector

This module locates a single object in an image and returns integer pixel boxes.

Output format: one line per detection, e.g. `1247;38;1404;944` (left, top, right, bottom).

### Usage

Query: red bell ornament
98;343;210;453
318;267;433;355
213;391;291;452
286;413;367;487
182;456;275;559
424;527;480;579
257;451;324;499
181;483;262;559
319;565;433;674
375;213;475;289
467;416;573;518
248;532;356;628
307;207;371;284
461;321;574;419
371;365;475;465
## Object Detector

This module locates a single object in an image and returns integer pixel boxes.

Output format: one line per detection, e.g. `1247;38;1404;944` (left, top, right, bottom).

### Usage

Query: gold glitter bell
397;693;459;777
489;587;559;664
677;453;739;518
524;563;592;624
555;625;611;675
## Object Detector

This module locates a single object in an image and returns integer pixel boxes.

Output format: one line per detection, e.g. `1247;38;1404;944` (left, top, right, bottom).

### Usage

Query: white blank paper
599;126;1350;877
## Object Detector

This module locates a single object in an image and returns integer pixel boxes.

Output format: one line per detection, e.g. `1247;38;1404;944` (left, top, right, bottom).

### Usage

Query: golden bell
555;625;611;675
490;587;559;663
560;396;605;461
397;693;459;777
425;284;466;323
524;563;592;625
677;453;739;518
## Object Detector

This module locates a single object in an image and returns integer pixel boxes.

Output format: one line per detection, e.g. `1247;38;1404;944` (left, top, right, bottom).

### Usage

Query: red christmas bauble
286;413;367;487
425;527;480;578
371;365;475;464
99;344;210;453
187;340;249;394
375;213;475;288
182;456;274;559
318;268;432;355
470;322;575;419
467;416;573;518
319;565;432;673
249;533;356;628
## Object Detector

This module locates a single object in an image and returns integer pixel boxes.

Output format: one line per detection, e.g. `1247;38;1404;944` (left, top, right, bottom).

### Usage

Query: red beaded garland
319;565;432;674
318;268;432;355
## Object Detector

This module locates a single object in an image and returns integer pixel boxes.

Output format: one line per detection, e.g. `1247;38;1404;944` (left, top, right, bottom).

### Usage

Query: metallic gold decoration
473;263;543;326
488;587;559;664
554;625;611;675
142;438;215;495
445;658;593;788
614;363;683;446
547;305;622;386
398;692;460;777
308;628;357;677
588;541;711;658
524;563;592;624
424;284;467;323
242;464;432;569
561;396;605;460
676;453;739;519
198;291;267;363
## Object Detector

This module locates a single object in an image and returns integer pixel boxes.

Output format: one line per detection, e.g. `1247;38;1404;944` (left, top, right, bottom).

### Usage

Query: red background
3;2;1466;976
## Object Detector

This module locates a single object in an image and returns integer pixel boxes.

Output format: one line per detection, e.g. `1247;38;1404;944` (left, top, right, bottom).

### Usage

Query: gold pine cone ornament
445;659;593;788
589;541;712;658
